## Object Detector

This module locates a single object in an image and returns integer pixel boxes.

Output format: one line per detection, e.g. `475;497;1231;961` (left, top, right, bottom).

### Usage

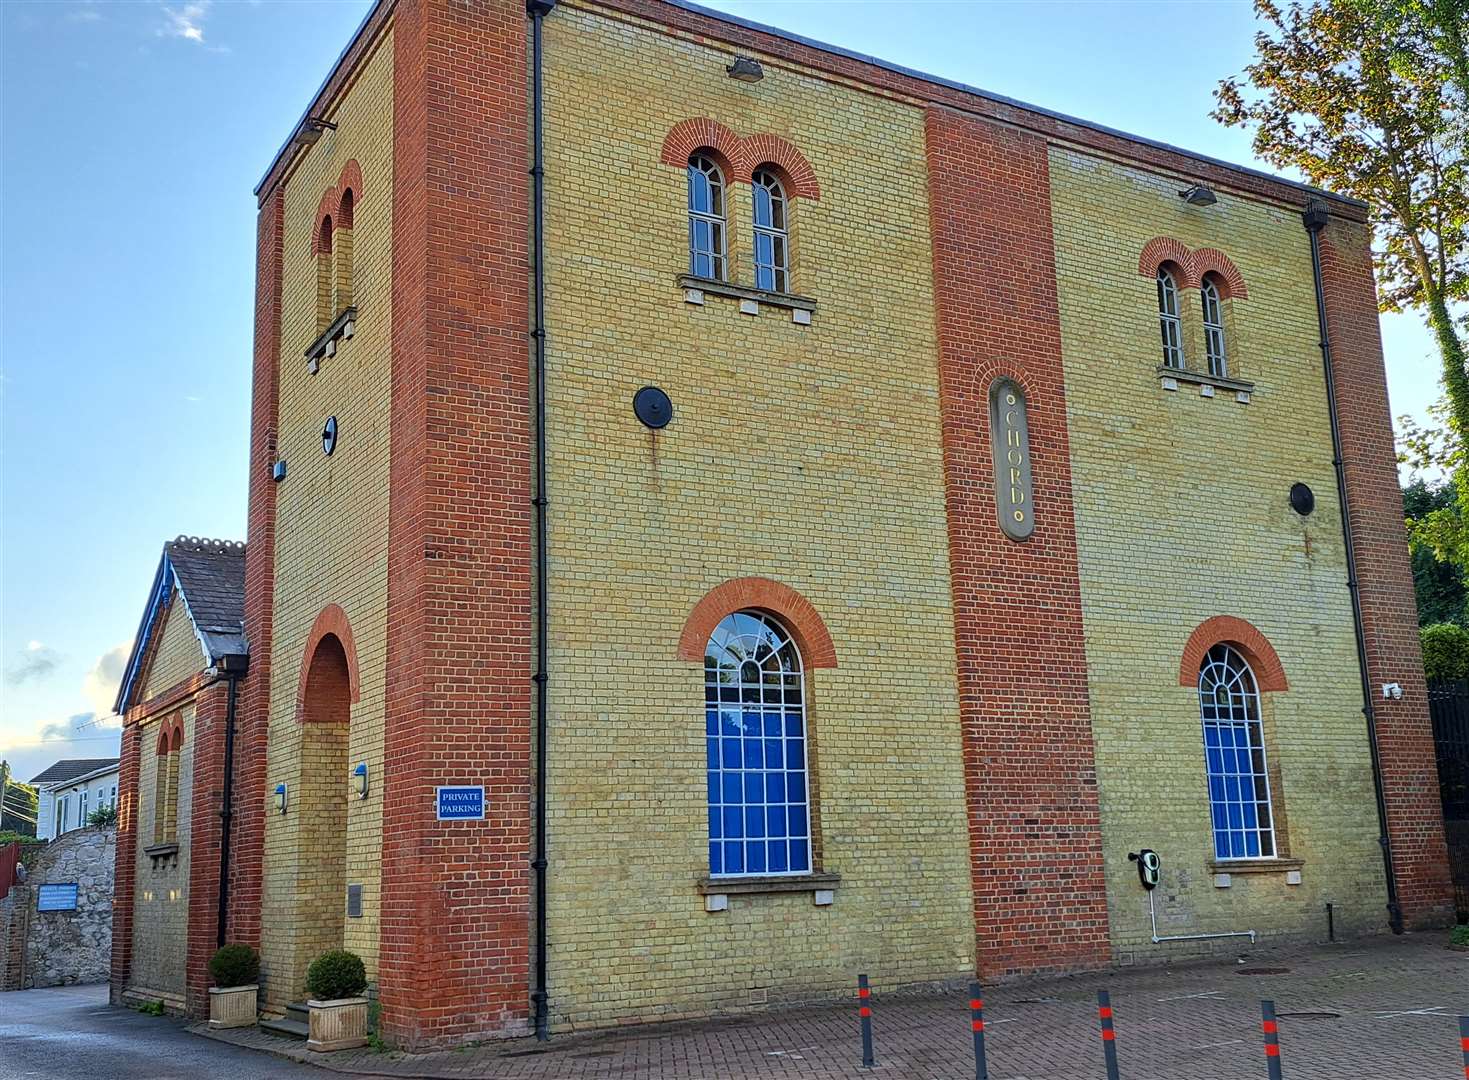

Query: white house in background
30;759;120;840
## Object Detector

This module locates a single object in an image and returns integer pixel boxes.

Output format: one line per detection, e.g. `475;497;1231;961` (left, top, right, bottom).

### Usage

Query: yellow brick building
108;0;1451;1050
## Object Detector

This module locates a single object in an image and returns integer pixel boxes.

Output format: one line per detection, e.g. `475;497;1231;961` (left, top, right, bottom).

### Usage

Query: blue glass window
1199;644;1275;860
704;610;812;877
688;154;726;281
751;168;789;293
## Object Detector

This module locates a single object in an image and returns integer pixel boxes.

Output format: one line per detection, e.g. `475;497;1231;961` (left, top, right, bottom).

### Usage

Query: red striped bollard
1097;989;1120;1080
1457;1015;1467;1080
857;973;875;1068
1261;1000;1283;1079
969;980;989;1080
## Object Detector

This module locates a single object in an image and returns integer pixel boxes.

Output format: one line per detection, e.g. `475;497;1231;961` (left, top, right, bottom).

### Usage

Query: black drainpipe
527;0;556;1042
1303;199;1404;935
215;653;248;948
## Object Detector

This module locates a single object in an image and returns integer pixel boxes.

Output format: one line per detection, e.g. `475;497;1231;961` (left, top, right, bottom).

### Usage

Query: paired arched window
705;610;811;876
315;188;357;333
1157;267;1184;369
1198;644;1275;859
153;719;183;845
687;154;727;281
752;168;789;293
1201;276;1227;377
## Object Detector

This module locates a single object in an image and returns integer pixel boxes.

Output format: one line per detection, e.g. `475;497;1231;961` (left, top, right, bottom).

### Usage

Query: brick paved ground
197;935;1468;1079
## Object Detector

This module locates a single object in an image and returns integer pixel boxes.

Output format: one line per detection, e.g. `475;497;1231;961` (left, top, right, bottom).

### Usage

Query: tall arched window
1157;266;1184;369
153;721;183;845
335;188;355;313
1199;644;1275;859
687;154;726;281
1201;276;1227;377
316;214;335;332
705;611;810;876
751;167;788;293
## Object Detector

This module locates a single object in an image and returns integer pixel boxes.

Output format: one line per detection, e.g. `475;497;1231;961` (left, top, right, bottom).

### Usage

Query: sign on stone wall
436;786;486;820
988;378;1035;541
36;884;78;912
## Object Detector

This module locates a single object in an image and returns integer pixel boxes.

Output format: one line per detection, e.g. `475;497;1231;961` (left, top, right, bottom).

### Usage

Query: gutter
214;653;249;948
527;0;556;1043
1303;199;1404;935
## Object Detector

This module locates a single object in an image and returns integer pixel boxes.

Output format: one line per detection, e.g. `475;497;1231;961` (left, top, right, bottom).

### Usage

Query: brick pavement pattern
199;936;1467;1079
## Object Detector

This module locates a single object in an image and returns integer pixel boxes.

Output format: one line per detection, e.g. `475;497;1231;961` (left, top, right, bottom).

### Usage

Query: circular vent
633;386;673;430
1289;482;1314;516
322;416;338;456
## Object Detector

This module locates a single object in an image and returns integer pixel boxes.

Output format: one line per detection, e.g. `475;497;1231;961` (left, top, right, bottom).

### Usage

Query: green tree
1403;478;1468;623
1215;0;1469;501
0;762;38;838
1422;621;1469;678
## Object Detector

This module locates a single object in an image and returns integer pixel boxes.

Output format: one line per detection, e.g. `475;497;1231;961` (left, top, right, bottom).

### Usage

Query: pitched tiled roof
29;758;120;785
114;536;247;715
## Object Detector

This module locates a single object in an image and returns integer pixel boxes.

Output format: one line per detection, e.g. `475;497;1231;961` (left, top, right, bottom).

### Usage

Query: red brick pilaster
1318;216;1454;928
924;105;1111;977
379;0;533;1049
185;679;230;1016
229;187;284;951
109;722;142;1004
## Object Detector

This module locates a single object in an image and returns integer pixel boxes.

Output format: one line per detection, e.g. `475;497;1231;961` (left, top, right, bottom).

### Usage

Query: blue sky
0;0;1444;787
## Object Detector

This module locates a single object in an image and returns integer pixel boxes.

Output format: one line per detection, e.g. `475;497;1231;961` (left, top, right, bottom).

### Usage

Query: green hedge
1422;623;1469;682
209;944;260;988
306;950;366;1001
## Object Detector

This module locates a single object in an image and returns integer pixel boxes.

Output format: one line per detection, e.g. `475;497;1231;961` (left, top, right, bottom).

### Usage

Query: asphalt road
0;983;345;1079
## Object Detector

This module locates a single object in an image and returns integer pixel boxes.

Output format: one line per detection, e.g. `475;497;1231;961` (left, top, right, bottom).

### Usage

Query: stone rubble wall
0;825;115;989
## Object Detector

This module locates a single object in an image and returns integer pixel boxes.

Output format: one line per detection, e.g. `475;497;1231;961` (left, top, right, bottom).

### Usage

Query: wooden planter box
207;985;258;1029
307;997;369;1052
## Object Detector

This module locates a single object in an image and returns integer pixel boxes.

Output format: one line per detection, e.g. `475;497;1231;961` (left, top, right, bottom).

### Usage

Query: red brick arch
1193;247;1249;299
313;159;363;254
677;577;837;668
660;120;820;199
1179;615;1288;691
295;603;362;716
1138;236;1250;298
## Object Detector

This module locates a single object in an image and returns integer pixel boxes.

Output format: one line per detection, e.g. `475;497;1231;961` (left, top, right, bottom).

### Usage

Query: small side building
109;536;247;1016
31;759;120;840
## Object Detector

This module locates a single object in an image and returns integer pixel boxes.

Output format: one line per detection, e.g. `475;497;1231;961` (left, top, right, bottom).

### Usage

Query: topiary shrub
1422;623;1469;682
306;949;367;1001
209;943;260;988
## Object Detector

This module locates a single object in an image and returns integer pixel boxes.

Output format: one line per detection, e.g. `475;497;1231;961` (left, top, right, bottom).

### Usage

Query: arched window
1157;266;1184;369
316;214;335;332
154;721;182;845
1201;276;1227;377
705;611;810;876
751;167;788;293
335;189;355;313
687;154;726;281
1199;644;1275;859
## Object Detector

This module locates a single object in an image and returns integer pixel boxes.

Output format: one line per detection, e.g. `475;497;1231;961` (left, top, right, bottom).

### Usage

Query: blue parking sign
436;786;485;820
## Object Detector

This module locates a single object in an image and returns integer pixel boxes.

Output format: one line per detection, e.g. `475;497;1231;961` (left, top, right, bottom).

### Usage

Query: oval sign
988;378;1034;541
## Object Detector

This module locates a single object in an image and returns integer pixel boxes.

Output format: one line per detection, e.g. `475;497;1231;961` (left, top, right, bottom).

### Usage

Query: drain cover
1275;1011;1340;1019
1235;967;1291;975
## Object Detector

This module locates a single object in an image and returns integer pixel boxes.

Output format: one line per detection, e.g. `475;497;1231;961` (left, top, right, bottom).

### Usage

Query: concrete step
259;1017;308;1040
284;1002;310;1025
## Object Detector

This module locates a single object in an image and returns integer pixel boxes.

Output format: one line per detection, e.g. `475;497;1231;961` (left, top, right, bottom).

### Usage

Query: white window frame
751;168;789;294
1157;267;1184;369
79;789;88;824
58;795;69;834
1201;277;1227;377
705;610;813;878
1199;644;1277;861
687;154;727;281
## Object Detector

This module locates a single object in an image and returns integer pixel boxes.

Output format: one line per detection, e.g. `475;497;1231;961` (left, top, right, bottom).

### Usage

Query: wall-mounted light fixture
291;116;338;149
274;782;288;814
726;56;764;82
352;762;369;799
1178;184;1218;207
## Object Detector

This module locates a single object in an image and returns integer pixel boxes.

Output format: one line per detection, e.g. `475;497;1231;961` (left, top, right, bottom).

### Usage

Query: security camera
1381;683;1403;700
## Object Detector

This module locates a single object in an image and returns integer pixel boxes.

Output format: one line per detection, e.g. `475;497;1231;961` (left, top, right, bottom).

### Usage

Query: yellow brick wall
259;25;394;1010
541;4;974;1028
141;588;204;701
128;705;195;1001
1048;147;1387;956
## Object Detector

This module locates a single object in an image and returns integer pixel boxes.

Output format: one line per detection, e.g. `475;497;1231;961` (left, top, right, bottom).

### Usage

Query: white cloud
82;643;130;717
7;642;60;686
160;2;211;45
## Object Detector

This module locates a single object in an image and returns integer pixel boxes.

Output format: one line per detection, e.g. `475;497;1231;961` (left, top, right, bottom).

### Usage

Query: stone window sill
305;306;357;369
696;872;840;896
1158;365;1255;400
1208;857;1303;875
145;842;179;868
677;275;817;322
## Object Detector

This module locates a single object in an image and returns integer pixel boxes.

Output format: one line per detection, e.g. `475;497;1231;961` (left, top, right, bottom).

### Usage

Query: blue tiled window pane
705;611;814;878
1199;644;1277;863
